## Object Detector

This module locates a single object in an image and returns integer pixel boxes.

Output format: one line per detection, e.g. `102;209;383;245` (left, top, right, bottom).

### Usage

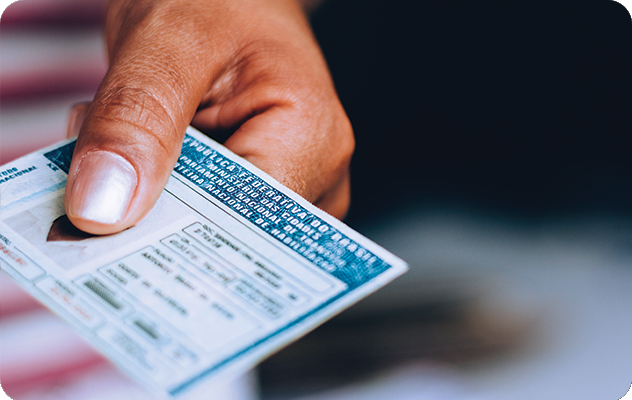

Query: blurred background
2;1;632;399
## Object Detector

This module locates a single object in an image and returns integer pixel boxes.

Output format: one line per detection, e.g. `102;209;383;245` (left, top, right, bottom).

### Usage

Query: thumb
65;28;211;235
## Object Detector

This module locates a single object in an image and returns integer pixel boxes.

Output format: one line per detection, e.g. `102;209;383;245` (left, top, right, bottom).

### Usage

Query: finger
65;3;217;235
190;38;356;218
66;102;90;139
193;80;355;219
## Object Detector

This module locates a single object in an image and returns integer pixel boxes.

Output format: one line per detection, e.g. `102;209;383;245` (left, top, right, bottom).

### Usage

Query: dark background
258;3;632;397
310;0;632;226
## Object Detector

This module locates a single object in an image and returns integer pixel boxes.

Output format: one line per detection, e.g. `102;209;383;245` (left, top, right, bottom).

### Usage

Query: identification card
0;126;407;399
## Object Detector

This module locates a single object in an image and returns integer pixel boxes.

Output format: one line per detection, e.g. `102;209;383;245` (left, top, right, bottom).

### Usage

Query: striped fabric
1;0;108;165
0;2;257;398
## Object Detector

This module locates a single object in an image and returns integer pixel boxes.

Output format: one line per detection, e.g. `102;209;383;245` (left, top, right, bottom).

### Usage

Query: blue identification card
0;126;407;399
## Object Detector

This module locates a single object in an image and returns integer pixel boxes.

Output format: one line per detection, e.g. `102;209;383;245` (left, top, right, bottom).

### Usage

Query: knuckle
328;113;355;174
339;118;355;164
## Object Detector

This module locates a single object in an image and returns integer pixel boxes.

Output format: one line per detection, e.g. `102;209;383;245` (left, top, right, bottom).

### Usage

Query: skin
65;0;354;235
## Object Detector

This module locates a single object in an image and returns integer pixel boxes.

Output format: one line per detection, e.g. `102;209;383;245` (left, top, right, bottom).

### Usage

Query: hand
65;0;354;235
